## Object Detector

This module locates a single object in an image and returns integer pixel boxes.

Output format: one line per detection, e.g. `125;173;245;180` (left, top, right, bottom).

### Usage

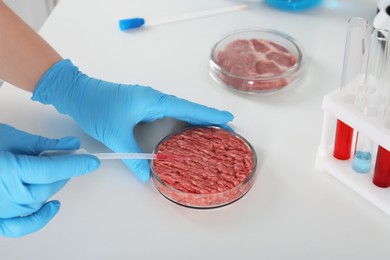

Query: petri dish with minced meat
209;28;306;94
151;126;257;209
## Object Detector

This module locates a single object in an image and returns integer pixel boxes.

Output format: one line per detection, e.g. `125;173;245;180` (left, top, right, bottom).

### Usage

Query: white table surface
1;0;389;259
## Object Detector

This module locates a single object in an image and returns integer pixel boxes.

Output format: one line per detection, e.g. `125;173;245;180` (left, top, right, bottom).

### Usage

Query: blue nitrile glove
32;59;234;182
0;123;99;238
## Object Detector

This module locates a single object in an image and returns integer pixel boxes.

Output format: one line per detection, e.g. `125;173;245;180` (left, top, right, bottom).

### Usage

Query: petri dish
151;126;257;209
209;28;306;94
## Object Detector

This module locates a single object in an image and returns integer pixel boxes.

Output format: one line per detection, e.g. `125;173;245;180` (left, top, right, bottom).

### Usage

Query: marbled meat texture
217;38;297;78
153;127;254;194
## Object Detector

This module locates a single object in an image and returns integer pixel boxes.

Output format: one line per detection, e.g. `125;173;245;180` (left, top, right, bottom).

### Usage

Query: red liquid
333;120;354;160
372;146;390;188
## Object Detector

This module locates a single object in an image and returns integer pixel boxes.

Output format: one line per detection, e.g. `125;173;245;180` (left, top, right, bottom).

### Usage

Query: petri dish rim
150;126;258;209
209;28;307;94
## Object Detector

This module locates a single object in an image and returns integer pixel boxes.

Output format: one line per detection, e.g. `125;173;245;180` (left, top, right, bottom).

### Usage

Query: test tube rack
316;89;390;216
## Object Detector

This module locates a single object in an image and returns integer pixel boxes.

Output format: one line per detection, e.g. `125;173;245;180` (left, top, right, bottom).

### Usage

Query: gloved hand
0;123;99;238
32;59;234;181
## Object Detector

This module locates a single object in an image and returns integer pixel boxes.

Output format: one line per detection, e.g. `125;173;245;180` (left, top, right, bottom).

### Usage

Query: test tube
373;146;390;187
359;29;389;117
372;30;390;187
333;17;369;160
353;28;389;173
352;135;372;173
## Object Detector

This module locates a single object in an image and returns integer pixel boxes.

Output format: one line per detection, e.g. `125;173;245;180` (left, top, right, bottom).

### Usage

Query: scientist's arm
0;2;99;238
0;1;61;91
0;1;234;182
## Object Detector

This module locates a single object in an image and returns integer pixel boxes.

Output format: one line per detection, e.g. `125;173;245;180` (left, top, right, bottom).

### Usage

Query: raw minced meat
152;127;256;208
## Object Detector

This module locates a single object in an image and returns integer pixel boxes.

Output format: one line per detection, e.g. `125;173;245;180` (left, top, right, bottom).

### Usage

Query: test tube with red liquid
333;120;354;160
333;18;369;160
372;29;390;187
373;146;390;187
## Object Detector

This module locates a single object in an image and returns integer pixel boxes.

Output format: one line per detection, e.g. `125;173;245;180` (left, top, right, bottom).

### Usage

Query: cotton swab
119;4;249;31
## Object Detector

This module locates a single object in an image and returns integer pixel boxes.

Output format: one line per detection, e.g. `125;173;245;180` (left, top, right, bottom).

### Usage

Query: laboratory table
1;0;389;259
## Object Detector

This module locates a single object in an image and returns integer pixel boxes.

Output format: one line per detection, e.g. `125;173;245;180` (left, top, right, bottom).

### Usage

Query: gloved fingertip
41;201;61;219
49;200;61;210
219;124;234;132
58;136;80;149
206;109;234;125
86;156;100;172
124;160;151;182
0;201;61;238
136;171;151;182
222;110;234;121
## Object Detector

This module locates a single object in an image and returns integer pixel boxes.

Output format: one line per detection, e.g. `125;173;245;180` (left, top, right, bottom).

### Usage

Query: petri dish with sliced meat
209;28;306;93
151;126;257;209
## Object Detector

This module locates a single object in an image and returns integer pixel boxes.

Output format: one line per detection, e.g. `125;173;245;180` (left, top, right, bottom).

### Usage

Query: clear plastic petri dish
151;126;257;209
209;28;306;94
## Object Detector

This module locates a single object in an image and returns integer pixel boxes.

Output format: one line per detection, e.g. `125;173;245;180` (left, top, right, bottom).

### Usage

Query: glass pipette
333;17;369;160
353;28;390;173
39;149;188;160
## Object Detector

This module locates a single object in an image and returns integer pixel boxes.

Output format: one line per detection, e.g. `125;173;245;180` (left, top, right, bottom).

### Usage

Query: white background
0;0;58;86
1;0;389;259
2;0;58;31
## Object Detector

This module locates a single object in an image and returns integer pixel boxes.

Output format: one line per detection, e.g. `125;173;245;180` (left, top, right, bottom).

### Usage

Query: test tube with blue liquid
333;17;369;160
353;137;372;173
353;28;390;173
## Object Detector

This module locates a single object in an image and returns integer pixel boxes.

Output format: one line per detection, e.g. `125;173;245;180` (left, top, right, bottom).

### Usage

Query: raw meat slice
250;39;270;53
266;51;296;67
217;39;253;71
255;60;282;75
214;38;298;92
269;41;289;53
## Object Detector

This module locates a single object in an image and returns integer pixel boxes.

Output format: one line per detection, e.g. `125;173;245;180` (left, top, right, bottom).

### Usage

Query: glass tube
360;29;389;117
333;17;369;160
353;29;389;173
373;28;390;187
373;146;390;187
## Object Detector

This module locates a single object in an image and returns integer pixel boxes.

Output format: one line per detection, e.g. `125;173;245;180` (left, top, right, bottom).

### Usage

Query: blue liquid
353;151;372;173
265;0;322;11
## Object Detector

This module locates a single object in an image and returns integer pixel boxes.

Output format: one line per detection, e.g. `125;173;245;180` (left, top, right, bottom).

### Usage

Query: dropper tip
119;17;145;31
